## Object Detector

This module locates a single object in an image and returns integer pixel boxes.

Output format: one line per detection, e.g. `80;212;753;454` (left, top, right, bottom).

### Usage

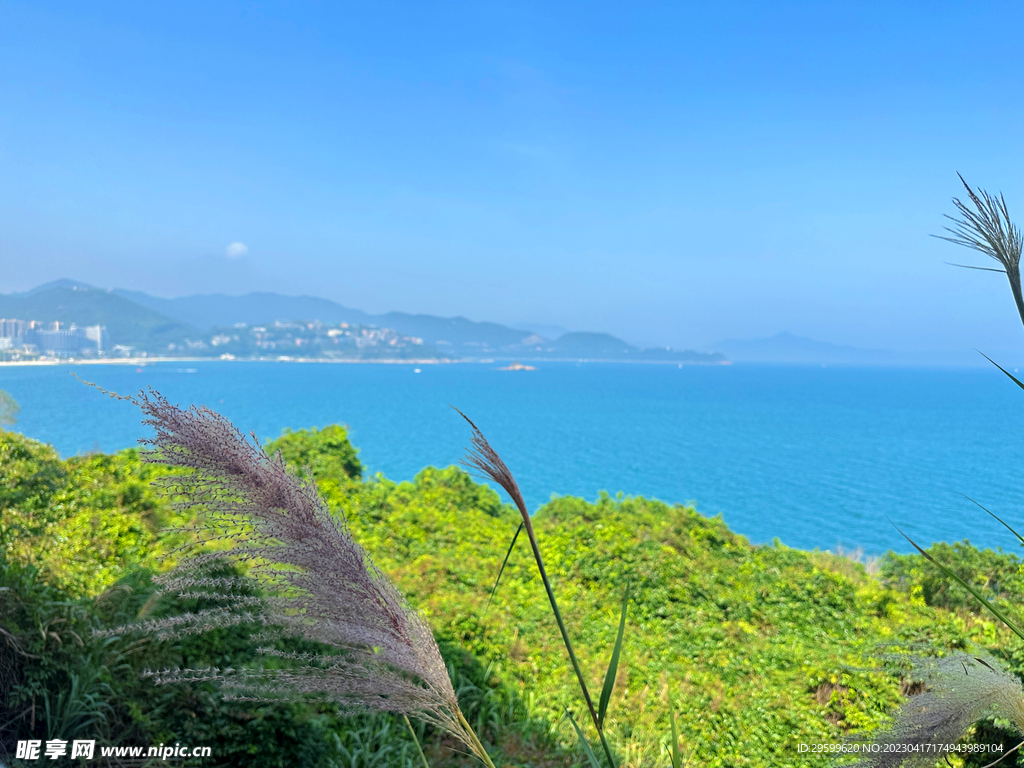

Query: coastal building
0;318;28;341
83;324;104;352
0;318;106;356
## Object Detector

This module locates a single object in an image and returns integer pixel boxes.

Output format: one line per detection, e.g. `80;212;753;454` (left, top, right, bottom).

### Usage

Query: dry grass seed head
852;653;1024;768
109;389;483;755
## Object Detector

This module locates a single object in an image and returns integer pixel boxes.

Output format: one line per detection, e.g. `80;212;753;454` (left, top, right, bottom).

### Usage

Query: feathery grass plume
937;174;1024;329
455;408;620;768
850;653;1024;768
111;389;496;767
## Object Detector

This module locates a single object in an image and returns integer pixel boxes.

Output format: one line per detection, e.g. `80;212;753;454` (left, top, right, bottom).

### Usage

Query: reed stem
457;409;618;767
517;512;618;766
457;709;498;768
404;715;431;768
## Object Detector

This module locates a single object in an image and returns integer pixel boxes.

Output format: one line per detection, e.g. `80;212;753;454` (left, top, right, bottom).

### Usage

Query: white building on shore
0;319;106;356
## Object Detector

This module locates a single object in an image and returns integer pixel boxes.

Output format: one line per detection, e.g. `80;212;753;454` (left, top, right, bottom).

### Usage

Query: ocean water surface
3;360;1024;555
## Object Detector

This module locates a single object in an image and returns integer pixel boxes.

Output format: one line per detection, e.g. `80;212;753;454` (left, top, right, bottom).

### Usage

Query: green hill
2;281;729;363
0;283;195;349
3;424;1020;767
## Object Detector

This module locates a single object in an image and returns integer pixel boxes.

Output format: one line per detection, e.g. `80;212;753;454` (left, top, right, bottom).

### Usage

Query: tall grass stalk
98;388;497;768
457;409;619;767
858;177;1024;765
937;174;1024;328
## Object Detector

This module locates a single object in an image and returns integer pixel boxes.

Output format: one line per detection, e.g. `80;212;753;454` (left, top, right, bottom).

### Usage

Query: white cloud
226;241;249;258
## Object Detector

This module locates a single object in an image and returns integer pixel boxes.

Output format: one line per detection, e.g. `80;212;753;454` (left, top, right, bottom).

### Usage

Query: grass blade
893;523;1024;641
945;262;1006;273
979;351;1024;393
598;582;630;727
486;522;523;611
566;709;603;768
669;685;681;768
961;494;1024;547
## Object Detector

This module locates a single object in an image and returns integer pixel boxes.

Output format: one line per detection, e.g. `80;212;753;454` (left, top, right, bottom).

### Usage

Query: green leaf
598;581;630;727
486;522;523;611
894;523;1024;641
979;351;1024;393
565;709;603;768
669;686;681;768
961;494;1024;547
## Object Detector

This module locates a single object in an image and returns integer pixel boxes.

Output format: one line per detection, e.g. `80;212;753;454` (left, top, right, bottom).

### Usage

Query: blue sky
2;1;1024;358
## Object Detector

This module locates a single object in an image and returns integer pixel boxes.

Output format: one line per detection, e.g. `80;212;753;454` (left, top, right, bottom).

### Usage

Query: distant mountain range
0;280;726;363
0;281;195;349
713;331;899;364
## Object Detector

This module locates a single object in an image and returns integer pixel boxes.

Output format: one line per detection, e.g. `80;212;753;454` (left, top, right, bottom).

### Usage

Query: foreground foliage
2;424;1022;766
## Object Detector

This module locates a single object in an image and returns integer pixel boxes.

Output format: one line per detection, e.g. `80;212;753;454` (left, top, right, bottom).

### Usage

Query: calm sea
3;360;1024;556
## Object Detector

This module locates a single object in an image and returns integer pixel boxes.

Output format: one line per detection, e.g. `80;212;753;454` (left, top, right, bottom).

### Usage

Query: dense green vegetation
3;424;1023;767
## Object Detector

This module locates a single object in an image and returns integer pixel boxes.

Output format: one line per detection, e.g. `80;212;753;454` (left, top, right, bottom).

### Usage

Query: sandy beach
0;356;452;367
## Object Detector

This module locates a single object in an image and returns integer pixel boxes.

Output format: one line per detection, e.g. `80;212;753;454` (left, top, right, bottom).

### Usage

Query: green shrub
3;422;1012;766
881;542;1024;614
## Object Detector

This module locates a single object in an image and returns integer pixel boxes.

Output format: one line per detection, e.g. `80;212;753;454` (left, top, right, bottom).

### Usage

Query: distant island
0;280;728;365
498;361;536;371
712;331;899;365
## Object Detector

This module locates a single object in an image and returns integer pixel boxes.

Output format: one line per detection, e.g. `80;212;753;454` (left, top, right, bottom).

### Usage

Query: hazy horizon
7;277;1021;366
3;2;1024;357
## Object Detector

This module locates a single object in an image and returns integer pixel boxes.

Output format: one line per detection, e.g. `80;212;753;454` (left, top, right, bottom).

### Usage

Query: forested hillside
2;425;1021;767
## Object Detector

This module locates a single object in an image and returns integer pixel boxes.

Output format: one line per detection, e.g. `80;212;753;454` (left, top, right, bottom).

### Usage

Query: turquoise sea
3;360;1024;556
